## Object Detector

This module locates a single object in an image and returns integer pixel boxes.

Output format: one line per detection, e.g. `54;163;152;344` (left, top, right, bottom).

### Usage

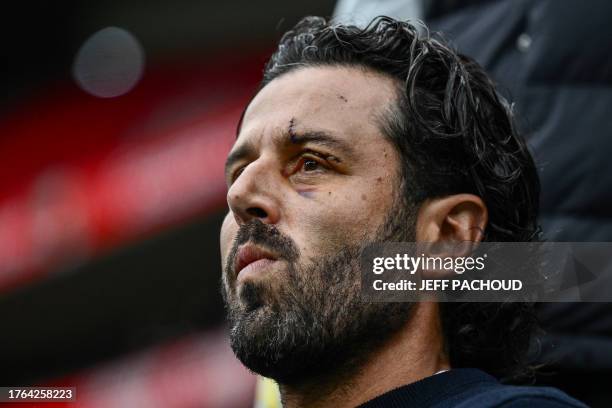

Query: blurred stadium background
0;1;335;407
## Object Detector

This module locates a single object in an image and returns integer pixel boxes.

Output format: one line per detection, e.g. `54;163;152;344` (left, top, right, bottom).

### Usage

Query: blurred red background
0;1;334;407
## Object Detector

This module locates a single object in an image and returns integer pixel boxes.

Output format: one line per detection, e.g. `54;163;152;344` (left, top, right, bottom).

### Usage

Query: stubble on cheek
298;187;393;255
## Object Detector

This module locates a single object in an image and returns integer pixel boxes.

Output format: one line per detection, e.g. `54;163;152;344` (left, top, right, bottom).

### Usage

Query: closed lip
234;244;278;278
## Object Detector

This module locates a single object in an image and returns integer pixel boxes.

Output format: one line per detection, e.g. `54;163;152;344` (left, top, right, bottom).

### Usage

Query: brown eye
302;159;320;172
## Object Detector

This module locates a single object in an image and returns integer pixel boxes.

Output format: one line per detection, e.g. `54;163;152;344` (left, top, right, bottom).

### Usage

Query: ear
415;194;488;243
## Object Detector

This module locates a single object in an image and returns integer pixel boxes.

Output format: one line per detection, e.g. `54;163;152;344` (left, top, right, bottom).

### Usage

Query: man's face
219;66;414;383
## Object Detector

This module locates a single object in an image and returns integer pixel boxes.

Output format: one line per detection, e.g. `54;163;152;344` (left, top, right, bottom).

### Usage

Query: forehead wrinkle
236;66;400;164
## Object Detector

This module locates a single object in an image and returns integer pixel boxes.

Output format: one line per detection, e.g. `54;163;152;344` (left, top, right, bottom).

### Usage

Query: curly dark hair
256;16;542;382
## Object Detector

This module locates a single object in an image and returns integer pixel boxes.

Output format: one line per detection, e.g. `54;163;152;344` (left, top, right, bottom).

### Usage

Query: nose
226;158;281;226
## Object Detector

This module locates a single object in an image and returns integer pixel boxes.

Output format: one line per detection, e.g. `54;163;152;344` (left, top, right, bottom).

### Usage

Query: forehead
238;65;399;147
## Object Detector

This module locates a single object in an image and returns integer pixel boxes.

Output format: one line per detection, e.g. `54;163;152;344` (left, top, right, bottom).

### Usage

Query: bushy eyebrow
282;129;355;157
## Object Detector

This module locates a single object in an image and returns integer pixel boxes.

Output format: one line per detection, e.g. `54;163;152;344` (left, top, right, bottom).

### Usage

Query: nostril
247;207;267;219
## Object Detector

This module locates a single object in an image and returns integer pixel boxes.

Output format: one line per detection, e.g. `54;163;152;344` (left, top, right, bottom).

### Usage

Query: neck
279;302;450;408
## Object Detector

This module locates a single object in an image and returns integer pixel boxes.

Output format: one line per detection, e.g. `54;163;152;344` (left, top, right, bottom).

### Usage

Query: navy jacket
358;369;587;407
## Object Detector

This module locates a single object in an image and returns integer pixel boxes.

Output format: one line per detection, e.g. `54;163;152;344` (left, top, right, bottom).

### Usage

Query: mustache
225;219;300;278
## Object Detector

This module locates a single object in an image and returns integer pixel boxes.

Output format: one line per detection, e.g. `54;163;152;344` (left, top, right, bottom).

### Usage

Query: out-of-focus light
72;27;145;98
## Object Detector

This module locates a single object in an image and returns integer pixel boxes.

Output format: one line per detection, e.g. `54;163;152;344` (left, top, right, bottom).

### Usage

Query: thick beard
222;195;415;386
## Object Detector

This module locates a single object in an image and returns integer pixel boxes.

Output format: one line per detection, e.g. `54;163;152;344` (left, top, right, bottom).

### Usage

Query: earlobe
415;194;488;243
